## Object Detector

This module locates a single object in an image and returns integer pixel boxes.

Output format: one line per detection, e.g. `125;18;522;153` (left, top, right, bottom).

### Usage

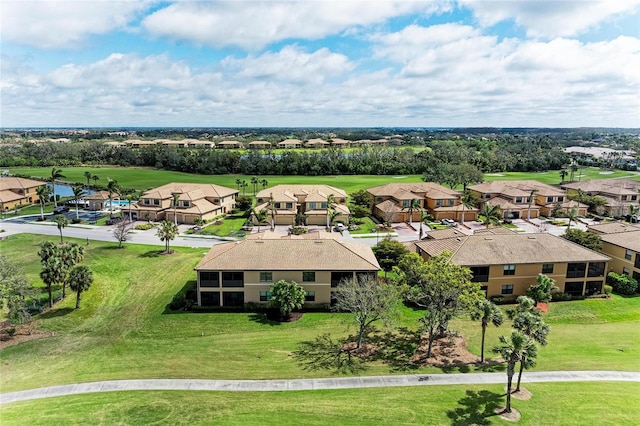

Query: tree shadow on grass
365;327;422;371
446;389;503;426
293;333;367;374
139;250;162;258
39;307;74;319
248;313;281;326
474;360;506;373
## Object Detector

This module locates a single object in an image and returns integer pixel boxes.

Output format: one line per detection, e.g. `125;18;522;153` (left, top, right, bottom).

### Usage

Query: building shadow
446;389;503;426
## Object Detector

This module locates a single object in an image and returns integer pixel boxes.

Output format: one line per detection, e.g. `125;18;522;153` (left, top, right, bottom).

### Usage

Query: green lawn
9;166;640;195
1;382;638;425
1;233;639;396
348;216;378;234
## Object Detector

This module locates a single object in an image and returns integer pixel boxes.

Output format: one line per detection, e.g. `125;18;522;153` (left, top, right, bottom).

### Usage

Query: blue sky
1;0;639;128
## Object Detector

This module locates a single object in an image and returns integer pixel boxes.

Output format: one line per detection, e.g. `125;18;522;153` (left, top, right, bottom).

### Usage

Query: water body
51;184;95;197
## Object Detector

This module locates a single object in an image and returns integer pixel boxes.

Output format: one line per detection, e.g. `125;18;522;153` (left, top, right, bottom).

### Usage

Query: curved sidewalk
2;371;638;405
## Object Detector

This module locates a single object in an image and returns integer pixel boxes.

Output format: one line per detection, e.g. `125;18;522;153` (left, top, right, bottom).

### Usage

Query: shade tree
269;280;306;320
156;220;179;254
0;256;35;324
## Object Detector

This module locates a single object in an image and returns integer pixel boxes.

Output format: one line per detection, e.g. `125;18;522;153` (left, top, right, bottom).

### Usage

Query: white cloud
460;0;640;38
141;1;448;50
1;0;154;49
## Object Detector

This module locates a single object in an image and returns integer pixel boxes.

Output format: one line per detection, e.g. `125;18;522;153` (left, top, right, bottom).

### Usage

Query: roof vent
456;237;461;241
484;237;493;240
255;241;264;244
314;240;323;244
528;236;536;239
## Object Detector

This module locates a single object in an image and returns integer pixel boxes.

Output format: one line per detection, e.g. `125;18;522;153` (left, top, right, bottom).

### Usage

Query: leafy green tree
493;331;537;413
334;275;399;350
235;195;253;212
156;220;179;254
562;228;602;251
269;280;305;319
470;299;504;363
404;252;483;358
36;184;52;221
54;215;69;243
49;167;65;207
479;203;501;228
372;238;409;275
72;184;85;220
0;256;35;324
349;189;373;208
527;274;558;306
607;272;638;295
68;265;93;309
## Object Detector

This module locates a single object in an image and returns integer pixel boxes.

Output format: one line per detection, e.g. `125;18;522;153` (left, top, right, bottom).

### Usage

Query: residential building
588;222;640;281
329;138;350;148
305;138;329;148
407;229;609;297
130;182;238;224
561;179;640;217
254;185;349;226
367;182;478;223
84;190;119;211
277;139;302;149
247;140;272;149
194;237;380;306
468;180;586;219
217;141;242;149
0;177;47;212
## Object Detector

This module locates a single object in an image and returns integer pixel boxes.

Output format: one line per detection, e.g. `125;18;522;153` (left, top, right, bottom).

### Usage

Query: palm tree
250;177;259;195
559;169;568;183
91;175;99;187
569;162;578;182
460;191;475;225
628;204;640;223
235;179;242;191
404;198;421;226
325;194;336;231
493;331;537;413
106;178;119;218
470;299;504;363
480;203;501;228
84;171;92;188
40;257;63;308
68;265;93;309
267;194;277;231
55;215;69;243
172;192;180;226
252;208;268;233
418;209;432;240
260;178;268;190
240;180;248;196
328;210;340;232
156;220;179;254
566;206;578;230
36;185;51;221
71;184;85;220
49;167;66;208
126;193;134;221
527;189;539;221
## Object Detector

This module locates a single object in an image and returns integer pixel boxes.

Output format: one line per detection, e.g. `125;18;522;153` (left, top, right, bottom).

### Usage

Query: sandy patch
392;176;407;179
486;173;505;176
508;387;533;400
495;407;521;422
0;322;50;350
599;171;614;175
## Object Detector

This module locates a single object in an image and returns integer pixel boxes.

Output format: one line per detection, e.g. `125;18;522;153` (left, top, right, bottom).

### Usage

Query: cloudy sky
2;0;639;128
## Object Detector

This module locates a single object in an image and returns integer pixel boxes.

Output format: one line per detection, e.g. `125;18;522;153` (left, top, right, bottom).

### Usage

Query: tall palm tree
106;178;119;218
252;208;268;233
559;169;568;183
493;331;537;413
91;175;99;187
250;177;259;195
267;194;277;231
36;185;51;221
172;192;180;226
84;171;92;188
55;215;69;243
68;265;94;309
566;206;578;230
50;167;66;207
240;180;248;196
470;299;504;363
480;203;501;228
404;198;421;226
156;220;179;254
459;191;475;225
71;184;85;220
527;189;539;221
418;209;432;240
260;178;268;190
325;194;336;230
235;179;242;191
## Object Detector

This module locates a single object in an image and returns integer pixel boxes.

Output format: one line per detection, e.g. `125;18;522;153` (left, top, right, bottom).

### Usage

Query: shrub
350;205;370;218
489;295;505;304
604;285;613;296
606;272;638;295
169;294;186;311
551;292;585;302
71;218;82;224
135;223;154;231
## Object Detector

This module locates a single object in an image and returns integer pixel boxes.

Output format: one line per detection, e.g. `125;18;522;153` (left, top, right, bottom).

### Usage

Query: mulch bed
495;407;521;422
536;302;549;313
0;321;50;350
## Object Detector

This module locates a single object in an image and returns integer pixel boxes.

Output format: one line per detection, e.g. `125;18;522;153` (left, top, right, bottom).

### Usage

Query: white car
334;223;347;232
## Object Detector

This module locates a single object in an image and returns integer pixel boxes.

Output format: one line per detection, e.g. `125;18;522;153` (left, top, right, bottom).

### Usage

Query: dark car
53;206;70;214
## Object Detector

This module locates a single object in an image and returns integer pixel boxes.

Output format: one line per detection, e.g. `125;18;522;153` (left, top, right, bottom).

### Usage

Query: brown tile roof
0;177;46;191
367;182;459;198
84;190;114;201
600;230;640;252
246;231;341;240
195;239;380;271
142;183;237;200
413;233;609;266
375;199;402;213
469;180;564;197
426;228;468;239
561;179;640;196
256;185;348;200
588;222;640;234
0;190;25;203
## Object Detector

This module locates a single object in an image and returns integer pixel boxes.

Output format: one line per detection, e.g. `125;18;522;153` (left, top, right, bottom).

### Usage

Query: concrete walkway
2;371;638;404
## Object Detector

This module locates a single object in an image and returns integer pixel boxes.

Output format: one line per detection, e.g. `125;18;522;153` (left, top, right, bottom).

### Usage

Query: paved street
1;370;638;404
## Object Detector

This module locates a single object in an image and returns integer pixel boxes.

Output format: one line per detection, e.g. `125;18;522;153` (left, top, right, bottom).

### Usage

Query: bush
71;218;82;224
489;295;505;304
551;292;585;302
350;205;370;218
604;285;613;296
169;294;186;311
607;272;638;295
135;223;154;230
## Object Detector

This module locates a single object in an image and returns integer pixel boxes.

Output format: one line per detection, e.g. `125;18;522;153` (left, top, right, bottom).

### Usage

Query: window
222;271;244;287
558;196;564;202
625;249;632;260
321;202;328;209
515;197;523;203
565;282;584;296
305;291;316;302
331;271;352;287
182;200;190;207
503;265;516;276
634;271;640;282
470;266;489;282
200;292;220;307
285;202;293;209
303;271;316;282
275;203;281;208
447;199;454;206
547;196;553;203
632;195;638;201
542;263;554;274
143;199;150;205
436;199;443;206
623;267;630;275
635;253;640;269
259;272;273;282
376;197;383;202
622;195;628;201
153;199;160;206
587;262;605;277
259;291;271;302
199;271;219;287
402;200;410;207
501;285;514;295
585;281;603;296
223;292;244;307
566;262;586;278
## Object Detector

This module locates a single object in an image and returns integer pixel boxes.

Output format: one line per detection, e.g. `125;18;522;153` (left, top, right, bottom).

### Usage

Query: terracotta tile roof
0;190;24;202
561;179;640;196
367;182;459;198
141;183;237;200
256;185;347;200
375;199;402;213
412;233;609;266
0;177;46;191
600;230;640;252
588;222;640;234
195;239;380;271
469;180;564;196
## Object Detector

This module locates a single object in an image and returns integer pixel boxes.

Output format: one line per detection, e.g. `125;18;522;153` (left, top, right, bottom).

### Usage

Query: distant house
130;183;238;224
367;182;477;223
194;236;380;306
84;190;118;211
277;139;302;149
247;140;272;149
588;222;640;281
217;141;242;149
305;138;329;148
254;185;349;226
124;139;157;148
0;177;47;212
184;139;215;149
406;229;610;298
329;138;350;148
562;179;640;218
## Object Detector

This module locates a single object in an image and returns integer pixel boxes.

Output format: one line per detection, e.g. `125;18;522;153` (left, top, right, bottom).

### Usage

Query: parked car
53;206;70;214
440;218;456;226
334;223;347;232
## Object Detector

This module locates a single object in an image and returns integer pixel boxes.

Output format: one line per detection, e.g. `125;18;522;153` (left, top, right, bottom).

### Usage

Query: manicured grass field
2;382;638;425
9;166;640;195
1;234;639;397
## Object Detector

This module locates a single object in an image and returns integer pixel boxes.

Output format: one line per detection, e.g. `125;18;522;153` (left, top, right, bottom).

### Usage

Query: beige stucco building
588;222;640;282
194;234;380;306
0;177;47;212
562;179;640;218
